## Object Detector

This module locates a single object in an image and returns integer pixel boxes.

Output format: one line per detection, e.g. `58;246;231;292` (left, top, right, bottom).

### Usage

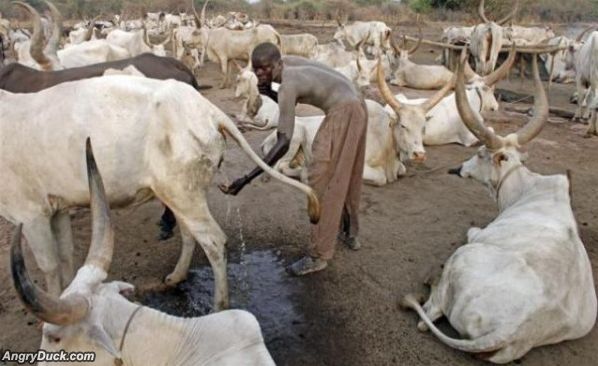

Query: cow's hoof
158;229;174;241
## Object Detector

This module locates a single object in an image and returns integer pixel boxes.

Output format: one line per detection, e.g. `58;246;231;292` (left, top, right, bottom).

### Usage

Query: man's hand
218;176;248;196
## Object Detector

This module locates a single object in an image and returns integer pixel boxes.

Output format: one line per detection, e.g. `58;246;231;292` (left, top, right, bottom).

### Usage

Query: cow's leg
573;79;585;121
24;217;62;295
218;56;228;88
587;109;598;136
161;194;228;310
165;221;197;285
362;165;388;186
51;211;74;287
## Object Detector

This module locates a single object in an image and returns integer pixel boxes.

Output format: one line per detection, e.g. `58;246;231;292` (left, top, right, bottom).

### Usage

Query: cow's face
38;279;136;366
453;145;523;190
333;28;345;46
391;107;427;163
469;80;499;112
234;70;255;99
565;43;582;72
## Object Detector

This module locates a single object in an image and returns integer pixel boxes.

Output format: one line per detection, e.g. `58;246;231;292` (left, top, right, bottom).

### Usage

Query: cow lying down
401;56;597;364
9;142;276;366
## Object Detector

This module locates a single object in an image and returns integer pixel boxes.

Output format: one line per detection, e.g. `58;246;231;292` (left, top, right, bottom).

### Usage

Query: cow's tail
400;294;508;354
217;116;320;224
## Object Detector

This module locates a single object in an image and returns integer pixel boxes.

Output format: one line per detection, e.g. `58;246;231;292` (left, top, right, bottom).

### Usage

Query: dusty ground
1;22;598;366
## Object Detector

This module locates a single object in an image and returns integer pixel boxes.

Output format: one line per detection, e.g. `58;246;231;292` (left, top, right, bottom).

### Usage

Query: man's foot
338;233;361;251
288;256;327;276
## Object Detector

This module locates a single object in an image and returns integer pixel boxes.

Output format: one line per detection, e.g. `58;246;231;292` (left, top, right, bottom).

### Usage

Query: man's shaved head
252;42;281;65
252;42;283;85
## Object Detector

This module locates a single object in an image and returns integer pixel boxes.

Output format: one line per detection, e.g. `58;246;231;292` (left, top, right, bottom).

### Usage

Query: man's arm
220;83;297;195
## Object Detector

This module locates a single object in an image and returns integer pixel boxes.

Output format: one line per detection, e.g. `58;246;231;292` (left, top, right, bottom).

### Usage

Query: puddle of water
140;250;306;354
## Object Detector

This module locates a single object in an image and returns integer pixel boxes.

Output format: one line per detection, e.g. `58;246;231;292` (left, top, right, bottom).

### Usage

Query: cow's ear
492;152;508;166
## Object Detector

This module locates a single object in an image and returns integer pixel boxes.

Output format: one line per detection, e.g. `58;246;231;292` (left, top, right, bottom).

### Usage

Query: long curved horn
576;25;597;42
463;58;479;82
478;0;490;23
201;0;209;28
408;23;423;55
377;57;402;113
83;15;100;42
43;0;62;59
422;73;455;112
83;138;114;273
12;1;52;69
483;44;516;86
455;49;502;150
356;53;362;72
142;24;152;47
390;34;401;55
158;29;173;46
515;55;548;145
497;0;519;26
10;225;89;325
192;0;201;27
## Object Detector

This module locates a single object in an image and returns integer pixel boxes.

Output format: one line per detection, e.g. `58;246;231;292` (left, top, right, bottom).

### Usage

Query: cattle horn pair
455;48;548;150
11;139;114;326
83;15;101;42
478;0;519;26
392;24;423;56
12;1;50;70
143;25;172;47
377;56;455;114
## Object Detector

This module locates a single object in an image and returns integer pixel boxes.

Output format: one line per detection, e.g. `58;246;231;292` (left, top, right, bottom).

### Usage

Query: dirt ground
1;21;598;366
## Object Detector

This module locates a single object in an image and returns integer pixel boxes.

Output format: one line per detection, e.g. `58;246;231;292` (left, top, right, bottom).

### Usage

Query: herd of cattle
0;0;597;364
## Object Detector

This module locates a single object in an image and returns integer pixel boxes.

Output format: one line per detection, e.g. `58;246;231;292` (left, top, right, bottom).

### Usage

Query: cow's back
0;76;219;221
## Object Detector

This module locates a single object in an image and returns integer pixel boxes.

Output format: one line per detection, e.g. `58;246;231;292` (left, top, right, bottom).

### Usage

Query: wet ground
1;20;598;366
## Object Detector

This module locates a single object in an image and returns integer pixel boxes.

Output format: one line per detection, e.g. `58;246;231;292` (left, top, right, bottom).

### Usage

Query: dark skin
219;54;361;195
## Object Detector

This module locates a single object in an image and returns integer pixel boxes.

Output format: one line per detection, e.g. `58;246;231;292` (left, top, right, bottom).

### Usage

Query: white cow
204;24;282;88
9;147;276;366
469;0;518;75
334;52;377;89
15;1;130;71
378;59;457;162
313;42;356;68
390;34;454;90
0;75;320;310
504;25;555;46
106;28;171;58
390;49;515;146
402;56;597;364
281;33;319;58
570;31;598;120
334;20;392;56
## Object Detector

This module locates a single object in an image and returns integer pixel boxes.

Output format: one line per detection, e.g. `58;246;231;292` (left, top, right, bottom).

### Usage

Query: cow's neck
494;164;535;212
110;301;197;365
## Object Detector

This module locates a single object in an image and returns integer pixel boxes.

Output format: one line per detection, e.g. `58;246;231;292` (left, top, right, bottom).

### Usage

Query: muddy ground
1;22;598;366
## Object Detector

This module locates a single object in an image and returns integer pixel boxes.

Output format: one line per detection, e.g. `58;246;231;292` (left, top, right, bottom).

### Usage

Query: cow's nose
412;152;427;163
